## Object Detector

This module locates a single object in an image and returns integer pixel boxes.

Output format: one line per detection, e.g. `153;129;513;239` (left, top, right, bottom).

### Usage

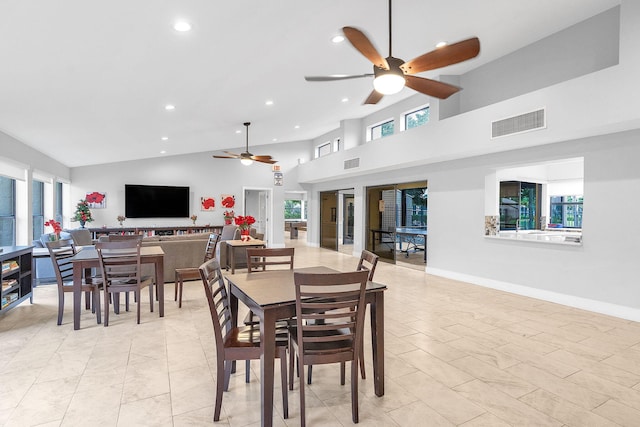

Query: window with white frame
402;105;430;131
333;137;341;152
368;119;394;141
315;141;331;158
0;176;16;246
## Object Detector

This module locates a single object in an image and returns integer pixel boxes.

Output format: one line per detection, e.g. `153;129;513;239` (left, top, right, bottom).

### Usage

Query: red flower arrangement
223;210;235;225
44;219;62;240
234;215;255;230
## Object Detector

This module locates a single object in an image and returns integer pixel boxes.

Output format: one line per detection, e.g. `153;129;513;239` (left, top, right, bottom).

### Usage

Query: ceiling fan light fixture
373;73;405;95
240;158;253;166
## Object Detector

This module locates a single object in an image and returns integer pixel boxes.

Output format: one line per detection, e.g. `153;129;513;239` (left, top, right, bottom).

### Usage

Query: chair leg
245;360;250;383
359;345;366;379
57;290;64;326
351;359;359;423
85;290;91;310
340;361;346;386
288;341;295;391
113;292;120;314
299;362;306;427
94;289;101;324
214;358;225;422
148;284;154;313
279;348;289;419
307;364;312;384
174;272;179;301
103;290;110;327
223;360;233;392
136;290;141;324
178;277;183;308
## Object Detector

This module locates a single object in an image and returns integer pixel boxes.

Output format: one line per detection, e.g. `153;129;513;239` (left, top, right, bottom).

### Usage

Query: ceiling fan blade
250;155;273;160
400;37;480;75
404;75;460;99
213;155;239;159
364;90;384;105
305;74;374;82
224;151;242;157
343;27;389;70
254;158;278;164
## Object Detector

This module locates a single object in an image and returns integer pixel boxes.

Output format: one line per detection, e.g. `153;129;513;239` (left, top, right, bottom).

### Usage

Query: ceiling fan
305;0;480;105
213;122;277;165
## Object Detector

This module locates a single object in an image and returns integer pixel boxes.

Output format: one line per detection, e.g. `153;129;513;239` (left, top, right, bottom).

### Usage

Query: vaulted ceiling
0;0;620;167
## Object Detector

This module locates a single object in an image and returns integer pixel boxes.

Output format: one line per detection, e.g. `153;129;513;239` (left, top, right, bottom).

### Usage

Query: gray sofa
139;233;211;283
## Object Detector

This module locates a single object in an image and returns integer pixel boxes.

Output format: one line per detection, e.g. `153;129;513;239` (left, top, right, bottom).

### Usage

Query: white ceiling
0;0;620;167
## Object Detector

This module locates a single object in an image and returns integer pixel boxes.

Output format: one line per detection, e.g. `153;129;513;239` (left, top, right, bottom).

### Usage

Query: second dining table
226;266;387;427
70;245;165;330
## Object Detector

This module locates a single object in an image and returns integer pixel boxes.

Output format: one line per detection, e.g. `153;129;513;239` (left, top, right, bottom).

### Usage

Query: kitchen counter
485;230;582;245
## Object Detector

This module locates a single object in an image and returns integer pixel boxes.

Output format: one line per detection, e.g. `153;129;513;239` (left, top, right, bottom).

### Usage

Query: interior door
244;189;269;242
320;191;338;251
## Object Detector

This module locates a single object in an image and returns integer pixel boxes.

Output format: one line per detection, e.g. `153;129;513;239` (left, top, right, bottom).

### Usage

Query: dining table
70;245;165;330
226;266;387;427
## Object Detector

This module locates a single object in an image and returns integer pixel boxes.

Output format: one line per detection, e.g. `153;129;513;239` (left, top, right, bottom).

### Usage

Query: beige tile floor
2;236;640;426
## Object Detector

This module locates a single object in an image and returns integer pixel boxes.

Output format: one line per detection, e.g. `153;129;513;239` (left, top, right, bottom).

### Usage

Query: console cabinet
0;246;33;314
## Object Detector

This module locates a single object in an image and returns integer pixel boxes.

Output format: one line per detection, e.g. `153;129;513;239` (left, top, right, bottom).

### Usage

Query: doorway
243;188;271;243
365;180;428;269
320;191;338;251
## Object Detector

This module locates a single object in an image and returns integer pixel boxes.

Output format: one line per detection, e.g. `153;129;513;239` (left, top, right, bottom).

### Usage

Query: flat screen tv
125;184;190;218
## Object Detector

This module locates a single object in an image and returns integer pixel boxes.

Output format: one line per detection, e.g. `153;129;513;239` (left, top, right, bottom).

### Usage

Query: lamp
372;57;405;95
240;158;253;166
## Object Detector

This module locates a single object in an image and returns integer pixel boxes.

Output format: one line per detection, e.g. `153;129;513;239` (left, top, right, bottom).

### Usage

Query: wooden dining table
70;245;165;330
226;266;387;427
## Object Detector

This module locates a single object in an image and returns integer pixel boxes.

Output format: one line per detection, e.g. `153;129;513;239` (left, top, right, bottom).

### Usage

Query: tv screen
125;184;190;218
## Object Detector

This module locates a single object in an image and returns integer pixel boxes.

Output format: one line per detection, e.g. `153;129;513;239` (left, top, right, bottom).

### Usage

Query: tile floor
1;237;640;426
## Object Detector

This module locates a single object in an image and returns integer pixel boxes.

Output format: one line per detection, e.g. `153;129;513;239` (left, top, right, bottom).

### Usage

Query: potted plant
234;215;255;241
223;210;235;225
44;219;62;240
72;199;94;228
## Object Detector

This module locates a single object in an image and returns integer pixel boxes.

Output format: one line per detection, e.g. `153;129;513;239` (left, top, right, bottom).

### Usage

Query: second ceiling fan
213;122;277;165
305;0;480;104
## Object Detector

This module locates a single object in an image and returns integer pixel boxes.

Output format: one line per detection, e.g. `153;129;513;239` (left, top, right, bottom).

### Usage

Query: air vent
492;108;546;138
344;158;360;170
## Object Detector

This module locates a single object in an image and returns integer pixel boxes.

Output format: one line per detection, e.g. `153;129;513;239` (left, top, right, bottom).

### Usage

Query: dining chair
95;240;154;326
174;233;220;308
199;258;289;422
289;270;369;426
243;247;295;326
46;239;101;326
306;249;380;384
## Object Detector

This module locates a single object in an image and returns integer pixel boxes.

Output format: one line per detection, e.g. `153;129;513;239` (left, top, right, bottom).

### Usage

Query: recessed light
341;97;349;103
272;138;278;142
294;125;300;129
160;150;167;154
173;21;192;32
331;35;345;43
161;136;169;141
265;100;274;106
235;130;241;134
435;41;447;48
165;104;175;111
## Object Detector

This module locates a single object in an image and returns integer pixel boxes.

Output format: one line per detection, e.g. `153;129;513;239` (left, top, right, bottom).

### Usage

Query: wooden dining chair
95;240;154;326
243;247;295;326
199;258;289;422
104;233;145;310
306;249;380;384
46;239;101;325
288;270;369;426
174;233;220;307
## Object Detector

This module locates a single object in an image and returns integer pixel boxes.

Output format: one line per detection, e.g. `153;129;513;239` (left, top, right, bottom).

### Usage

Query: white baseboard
426;267;640;322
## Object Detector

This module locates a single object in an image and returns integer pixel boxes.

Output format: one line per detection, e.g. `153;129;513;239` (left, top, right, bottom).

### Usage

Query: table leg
157;258;164;317
260;309;277;427
370;291;385;396
72;262;82;330
230;246;236;274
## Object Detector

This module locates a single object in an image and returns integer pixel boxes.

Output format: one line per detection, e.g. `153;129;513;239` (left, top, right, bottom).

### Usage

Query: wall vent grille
344;158;360;169
492;108;546;138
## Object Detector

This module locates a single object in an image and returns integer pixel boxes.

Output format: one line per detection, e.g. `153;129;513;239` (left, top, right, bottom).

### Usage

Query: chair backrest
46;238;78;285
246;247;294;272
68;229;93;246
220;225;237;241
199;258;232;351
203;233;221;262
107;234;143;242
357;250;379;281
95;240;143;286
293;270;369;365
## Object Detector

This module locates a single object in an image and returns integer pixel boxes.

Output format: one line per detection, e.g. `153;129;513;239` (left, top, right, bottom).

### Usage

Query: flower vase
224;218;232;225
80;220;86;229
240;228;250;241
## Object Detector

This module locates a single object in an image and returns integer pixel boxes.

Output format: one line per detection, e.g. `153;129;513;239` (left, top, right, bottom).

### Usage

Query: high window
32;180;44;240
55;181;63;222
315;141;331;158
0;176;16;246
369;119;394;141
402;105;429;131
550;195;583;228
